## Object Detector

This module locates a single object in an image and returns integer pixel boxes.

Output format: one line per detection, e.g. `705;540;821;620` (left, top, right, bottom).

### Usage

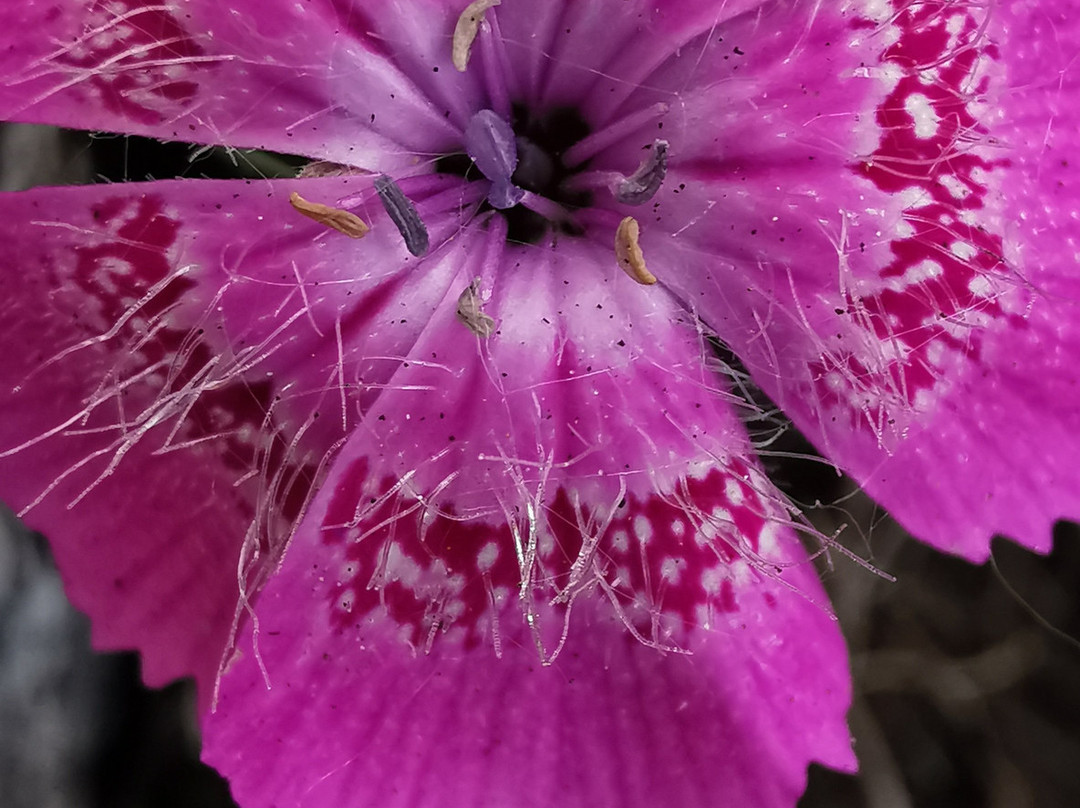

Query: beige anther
614;216;656;285
289;192;370;238
453;0;501;72
456;278;496;337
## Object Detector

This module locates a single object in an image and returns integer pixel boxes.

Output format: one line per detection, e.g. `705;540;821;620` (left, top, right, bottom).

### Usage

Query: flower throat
435;104;593;245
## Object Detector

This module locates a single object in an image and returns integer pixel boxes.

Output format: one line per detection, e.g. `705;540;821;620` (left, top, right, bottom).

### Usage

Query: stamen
453;0;501;72
289;192;370;239
614;216;656;285
456;278;497;337
375;175;430;257
519;191;573;228
614;140;668;205
562;102;669;168
465;109;524;209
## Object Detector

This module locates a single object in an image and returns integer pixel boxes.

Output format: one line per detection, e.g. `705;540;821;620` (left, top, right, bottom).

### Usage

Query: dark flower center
436;105;593;244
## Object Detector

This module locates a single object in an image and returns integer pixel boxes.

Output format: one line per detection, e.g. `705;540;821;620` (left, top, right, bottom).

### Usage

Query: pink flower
1;1;1076;806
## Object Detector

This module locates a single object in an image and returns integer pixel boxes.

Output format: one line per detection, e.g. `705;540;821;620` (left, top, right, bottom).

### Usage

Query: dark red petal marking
29;192;314;566
322;458;781;653
815;4;1027;428
53;2;205;124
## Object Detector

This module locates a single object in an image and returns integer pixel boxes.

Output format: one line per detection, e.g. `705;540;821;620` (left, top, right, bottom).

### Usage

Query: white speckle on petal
724;478;745;506
968;275;995;298
477;541;499;572
611;530;629;553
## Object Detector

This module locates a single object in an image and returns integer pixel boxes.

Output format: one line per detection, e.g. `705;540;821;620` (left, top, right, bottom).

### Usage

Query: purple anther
374;174;429;257
614;140;669;205
465;109;525;209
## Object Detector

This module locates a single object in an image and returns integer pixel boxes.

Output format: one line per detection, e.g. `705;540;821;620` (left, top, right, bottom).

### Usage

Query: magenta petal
0;183;252;702
846;1;1080;558
0;0;466;167
630;1;1080;559
203;240;854;802
0;174;466;705
206;524;853;808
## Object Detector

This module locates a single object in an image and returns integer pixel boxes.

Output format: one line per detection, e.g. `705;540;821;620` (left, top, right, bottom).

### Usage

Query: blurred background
1;122;1078;808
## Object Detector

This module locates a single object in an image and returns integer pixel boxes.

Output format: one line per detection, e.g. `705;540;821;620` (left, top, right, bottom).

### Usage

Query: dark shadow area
801;511;1080;808
0;511;237;808
86;130;306;184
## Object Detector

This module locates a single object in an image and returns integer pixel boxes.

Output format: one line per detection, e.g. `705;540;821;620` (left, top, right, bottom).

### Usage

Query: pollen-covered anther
288;192;370;238
374;175;429;257
453;278;494;337
613;139;669;205
455;278;496;337
452;0;501;72
615;216;656;285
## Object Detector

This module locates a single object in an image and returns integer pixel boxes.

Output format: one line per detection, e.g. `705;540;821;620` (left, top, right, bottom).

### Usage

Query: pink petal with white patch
206;524;852;808
0;0;470;169
590;0;1080;558
204;229;854;805
0;173;474;706
0;183;258;704
833;0;1080;558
